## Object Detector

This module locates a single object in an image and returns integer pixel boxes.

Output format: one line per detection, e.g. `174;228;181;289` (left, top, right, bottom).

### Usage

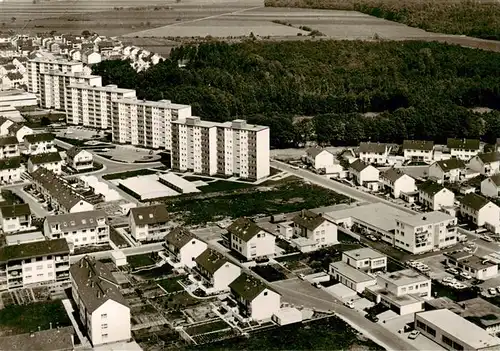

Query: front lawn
198;180;254;193
185;320;231;336
128;253;156;269
251;265;287;282
134;264;173;280
157;276;184;293
109;227;129;248
0;301;71;334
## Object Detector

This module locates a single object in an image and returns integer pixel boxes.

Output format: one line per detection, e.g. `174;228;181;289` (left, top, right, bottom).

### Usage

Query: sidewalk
61;299;91;347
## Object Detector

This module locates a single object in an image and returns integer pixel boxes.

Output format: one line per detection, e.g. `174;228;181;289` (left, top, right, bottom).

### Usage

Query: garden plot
184;319;238;345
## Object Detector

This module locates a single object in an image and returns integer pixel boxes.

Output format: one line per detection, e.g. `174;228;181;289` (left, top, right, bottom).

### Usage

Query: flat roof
416;309;500;349
291;236;317;247
397;211;454;227
118;174;178;200
114;97;190;110
5;231;45;246
158;173;200;193
0;89;37;98
378;269;429;287
343;247;386;261
68;83;135;94
330;261;376;283
325;202;410;232
367;285;423;306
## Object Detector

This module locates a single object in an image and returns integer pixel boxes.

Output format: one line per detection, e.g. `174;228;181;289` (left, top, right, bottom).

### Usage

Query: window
101;324;108;329
102;333;108;339
426;326;436;337
25;267;32;272
263;291;268;296
101;313;107;319
37;265;43;270
442;335;453;347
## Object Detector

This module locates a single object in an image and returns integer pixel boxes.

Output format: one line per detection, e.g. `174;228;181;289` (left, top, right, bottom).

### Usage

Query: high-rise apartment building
66;83;136;129
27;57;83;95
171;117;270;180
39;70;102;110
112;98;191;149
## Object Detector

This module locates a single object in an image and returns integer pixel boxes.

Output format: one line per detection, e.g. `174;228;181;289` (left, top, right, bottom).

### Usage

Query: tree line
92;40;500;148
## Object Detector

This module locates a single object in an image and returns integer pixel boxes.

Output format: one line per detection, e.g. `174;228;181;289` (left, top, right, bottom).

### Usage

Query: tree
40;116;51;127
81;30;91;37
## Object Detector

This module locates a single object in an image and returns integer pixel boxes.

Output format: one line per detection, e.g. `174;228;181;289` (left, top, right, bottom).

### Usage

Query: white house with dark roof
481;174;500;198
0;203;31;233
129;204;173;242
70;256;131;346
24;132;56;155
0;117;13;136
164;227;207;269
380;168;416;198
460;193;500;233
191;248;241;294
418;180;455;211
44;210;109;249
469;152;500;176
358;142;391;165
0;157;22;184
348;159;379;186
8;123;33;143
228;272;281;321
447;138;481;161
304;146;334;170
227;217;275;261
0;136;19;159
28;151;63;175
292;209;337;251
66;147;93;172
402;140;434;162
428;158;466;183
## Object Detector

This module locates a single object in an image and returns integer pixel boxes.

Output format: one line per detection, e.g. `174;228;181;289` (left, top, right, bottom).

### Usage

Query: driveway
6;185;48;218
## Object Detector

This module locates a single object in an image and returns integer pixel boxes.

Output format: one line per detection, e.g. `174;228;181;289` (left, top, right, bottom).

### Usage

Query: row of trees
93;40;500;148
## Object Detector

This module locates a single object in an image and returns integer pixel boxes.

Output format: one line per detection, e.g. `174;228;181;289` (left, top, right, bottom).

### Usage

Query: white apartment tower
27;57;83;95
112;98;191;149
171;117;270;180
39;70;102;110
66;83;136;129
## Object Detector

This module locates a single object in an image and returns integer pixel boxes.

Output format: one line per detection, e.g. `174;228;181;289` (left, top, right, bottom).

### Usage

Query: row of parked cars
406;260;430;273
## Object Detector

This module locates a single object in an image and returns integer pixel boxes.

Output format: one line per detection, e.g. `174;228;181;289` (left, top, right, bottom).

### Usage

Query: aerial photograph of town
1;0;500;350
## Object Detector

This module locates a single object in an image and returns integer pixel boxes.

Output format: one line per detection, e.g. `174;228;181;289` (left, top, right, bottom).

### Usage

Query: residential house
24;133;56;155
227;218;275;261
418;180;455;211
8;123;33;143
402;140;434;163
0;157;22;184
44;210;109;249
342;247;387;272
428;159;466;183
28;152;63;175
70;256;131;346
2;72;25;89
348;159;379;186
66;147;93;172
380;168;416;198
82;50;101;65
447;138;480;161
358;142;391;165
444;251;498;280
0;117;13;136
0;136;19;158
0;238;70;291
0;203;31;233
292;209;338;252
191;248;241;294
460;193;500;233
129;205;173;242
304;146;334;170
164;227;207;269
481;174;500;198
228;273;281;321
469;152;500;176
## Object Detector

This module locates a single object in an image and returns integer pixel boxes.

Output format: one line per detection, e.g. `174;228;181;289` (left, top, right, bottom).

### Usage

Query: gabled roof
306;146;329;159
45;210;107;233
417;180;446;196
349;159;370;172
460;193;490;211
66;146;86;159
229;273;277;301
381;167;408;182
165;227;197;249
25;132;54;143
29;152;62;165
0;157;21;170
434;158;465;172
0;136;18;146
130;204;169;225
0;238;69;263
293;209;327;231
227;217;264;242
447;138;480;150
70;256;128;313
0;203;30;218
359;142;387;154
6;72;23;80
402;140;434;151
489;174;500;187
0;326;74;351
195;248;230;274
477;152;500;164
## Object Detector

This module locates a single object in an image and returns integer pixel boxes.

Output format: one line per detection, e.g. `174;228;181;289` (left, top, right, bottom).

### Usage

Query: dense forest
264;0;500;41
93;40;500;148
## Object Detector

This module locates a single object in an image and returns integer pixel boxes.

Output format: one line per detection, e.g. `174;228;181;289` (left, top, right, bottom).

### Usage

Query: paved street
5;184;49;218
70;242;164;263
272;279;418;351
271;160;416;215
459;227;500;255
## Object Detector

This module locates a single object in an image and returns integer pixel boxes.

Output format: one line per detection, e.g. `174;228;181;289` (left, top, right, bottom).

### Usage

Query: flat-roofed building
158;172;200;194
444;252;498;280
129;204;173;242
341;247;387;272
27;57;83;94
415;309;500;351
329;261;377;293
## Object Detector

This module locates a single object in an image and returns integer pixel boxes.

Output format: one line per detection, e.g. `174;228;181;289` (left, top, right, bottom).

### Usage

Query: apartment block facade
27;57;83;95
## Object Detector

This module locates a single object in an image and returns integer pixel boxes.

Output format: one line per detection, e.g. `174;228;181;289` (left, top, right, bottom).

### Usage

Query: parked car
489;288;497;296
481;235;493;243
312;282;322;289
368;235;378;241
344;300;355;309
298;273;305;280
365;313;379;322
408;330;420;340
496;286;500;294
446;268;459;275
460;272;472;280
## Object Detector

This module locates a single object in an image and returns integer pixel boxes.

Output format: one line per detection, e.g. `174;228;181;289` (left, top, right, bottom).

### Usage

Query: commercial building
44;210;109;249
469;152;500;176
171;117;270;180
418;180;455;211
380;168;416;198
66;83;136;129
402;140;434;162
428;158;466;183
65;147;93;172
329;261;377;293
459;193;500;233
341;247;387;272
129;204;173;242
164;227;207;269
28;152;63;175
481;174;500;198
348;159;379;186
112;97;191;150
358;142;391;165
447;138;481;161
415;309;500;351
27;57;83;95
0;238;70;291
0;136;19;159
24;133;57;155
0;157;22;184
444;252;498;280
292;209;338;251
70;256;131;346
394;211;457;254
227;217;275;261
191;248;241;294
0;89;37;108
0;203;32;233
